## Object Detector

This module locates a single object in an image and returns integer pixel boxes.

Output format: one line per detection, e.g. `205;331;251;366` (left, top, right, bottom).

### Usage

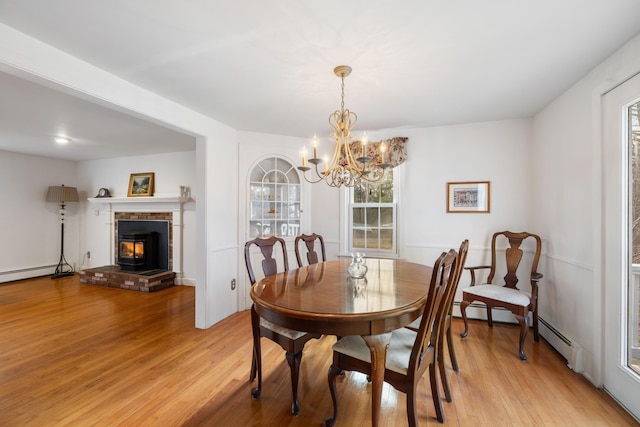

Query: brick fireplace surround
80;196;189;292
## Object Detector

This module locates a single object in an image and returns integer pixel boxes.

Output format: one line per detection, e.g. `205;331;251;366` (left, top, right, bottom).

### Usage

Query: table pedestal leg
362;333;392;427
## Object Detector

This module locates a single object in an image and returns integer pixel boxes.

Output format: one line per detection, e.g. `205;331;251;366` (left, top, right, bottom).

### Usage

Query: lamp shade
46;185;79;203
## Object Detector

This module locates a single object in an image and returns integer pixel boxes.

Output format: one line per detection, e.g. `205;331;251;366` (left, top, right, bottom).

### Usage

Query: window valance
344;137;408;168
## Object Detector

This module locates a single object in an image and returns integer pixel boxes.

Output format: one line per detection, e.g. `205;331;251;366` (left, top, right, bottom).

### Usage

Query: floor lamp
46;185;79;279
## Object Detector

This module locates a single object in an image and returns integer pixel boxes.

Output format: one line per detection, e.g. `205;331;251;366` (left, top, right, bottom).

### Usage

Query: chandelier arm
300;167;327;184
324;168;341;187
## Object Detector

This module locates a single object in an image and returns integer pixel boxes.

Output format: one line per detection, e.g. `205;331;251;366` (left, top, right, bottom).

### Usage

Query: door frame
601;70;640;420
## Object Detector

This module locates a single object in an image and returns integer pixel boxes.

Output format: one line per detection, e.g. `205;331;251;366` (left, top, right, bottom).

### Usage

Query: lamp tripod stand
46;185;79;279
52;201;75;279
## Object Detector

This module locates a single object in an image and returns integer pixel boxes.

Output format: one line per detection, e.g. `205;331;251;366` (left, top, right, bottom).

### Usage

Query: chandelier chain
340;74;345;115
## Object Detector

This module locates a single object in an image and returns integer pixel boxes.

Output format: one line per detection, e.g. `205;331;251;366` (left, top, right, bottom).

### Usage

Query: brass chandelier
298;65;390;187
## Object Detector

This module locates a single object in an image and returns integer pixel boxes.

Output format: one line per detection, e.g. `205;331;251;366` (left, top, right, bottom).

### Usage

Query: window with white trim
349;169;397;256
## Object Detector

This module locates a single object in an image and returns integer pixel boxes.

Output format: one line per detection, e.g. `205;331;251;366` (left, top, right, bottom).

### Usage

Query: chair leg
438;337;452;402
533;307;540;342
486;305;493;327
429;361;445;423
250;306;262;399
515;314;529;361
459;300;470;338
326;365;342;427
285;351;302;415
406;380;419;427
446;317;459;372
250;352;257;381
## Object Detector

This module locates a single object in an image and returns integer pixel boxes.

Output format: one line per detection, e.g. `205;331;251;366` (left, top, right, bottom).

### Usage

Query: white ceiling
1;0;640;161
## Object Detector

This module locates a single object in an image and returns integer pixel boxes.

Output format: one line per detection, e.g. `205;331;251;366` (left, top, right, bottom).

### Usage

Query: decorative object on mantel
179;185;191;198
95;187;111;198
297;65;408;188
127;172;155;197
447;181;490;213
46;184;79;279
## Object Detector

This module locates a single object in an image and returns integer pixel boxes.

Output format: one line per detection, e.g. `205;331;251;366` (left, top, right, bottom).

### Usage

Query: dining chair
405;239;469;402
326;248;458;426
244;236;321;415
294;233;326;267
438;239;468;400
459;231;542;360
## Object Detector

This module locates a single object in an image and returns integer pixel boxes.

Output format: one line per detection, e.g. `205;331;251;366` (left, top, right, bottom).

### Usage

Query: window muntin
349;170;397;255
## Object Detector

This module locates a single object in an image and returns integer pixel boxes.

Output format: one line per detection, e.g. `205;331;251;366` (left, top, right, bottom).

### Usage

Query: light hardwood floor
0;275;637;426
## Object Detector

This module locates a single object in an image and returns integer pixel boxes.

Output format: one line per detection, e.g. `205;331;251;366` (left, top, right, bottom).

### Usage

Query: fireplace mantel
87;196;191;207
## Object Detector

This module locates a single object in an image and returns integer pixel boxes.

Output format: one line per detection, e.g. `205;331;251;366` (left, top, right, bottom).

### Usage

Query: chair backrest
487;231;541;290
408;248;458;377
445;239;469;315
244;236;289;285
294;233;326;267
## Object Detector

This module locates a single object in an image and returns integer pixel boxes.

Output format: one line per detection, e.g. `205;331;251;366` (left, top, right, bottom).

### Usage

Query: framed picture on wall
447;181;490;213
127;172;155;197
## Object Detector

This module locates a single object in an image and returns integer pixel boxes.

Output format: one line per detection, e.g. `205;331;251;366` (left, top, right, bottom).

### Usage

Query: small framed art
447;181;490;213
127;172;155;197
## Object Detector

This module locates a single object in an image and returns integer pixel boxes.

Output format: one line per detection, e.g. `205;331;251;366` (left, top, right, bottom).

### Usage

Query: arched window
248;157;301;238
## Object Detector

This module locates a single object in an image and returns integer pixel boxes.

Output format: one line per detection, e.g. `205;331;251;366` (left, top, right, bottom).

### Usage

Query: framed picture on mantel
447;181;490;213
127;172;155;197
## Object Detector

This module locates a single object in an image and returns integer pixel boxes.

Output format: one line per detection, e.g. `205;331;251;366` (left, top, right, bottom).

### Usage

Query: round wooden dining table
251;258;432;427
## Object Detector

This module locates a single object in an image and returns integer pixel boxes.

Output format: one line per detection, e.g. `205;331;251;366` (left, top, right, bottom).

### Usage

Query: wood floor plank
0;275;637;426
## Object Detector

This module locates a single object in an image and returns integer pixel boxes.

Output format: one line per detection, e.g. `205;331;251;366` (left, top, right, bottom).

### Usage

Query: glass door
603;72;640;419
630;101;640;375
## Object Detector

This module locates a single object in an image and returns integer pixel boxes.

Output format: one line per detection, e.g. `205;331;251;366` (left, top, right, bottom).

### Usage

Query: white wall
277;120;534;270
236;120;535;272
200;126;240;328
533;32;640;384
308;120;534;297
234;121;534;319
0;151;80;282
77;151;197;282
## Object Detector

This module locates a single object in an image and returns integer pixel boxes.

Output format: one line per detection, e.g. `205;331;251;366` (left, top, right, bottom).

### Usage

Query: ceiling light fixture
54;136;71;144
298;65;390;188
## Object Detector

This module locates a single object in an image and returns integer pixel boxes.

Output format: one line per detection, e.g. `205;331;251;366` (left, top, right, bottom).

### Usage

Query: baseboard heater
538;316;583;372
452;301;582;372
0;265;56;283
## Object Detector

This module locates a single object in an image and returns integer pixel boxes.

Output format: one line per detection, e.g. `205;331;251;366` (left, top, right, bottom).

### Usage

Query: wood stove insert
118;231;158;272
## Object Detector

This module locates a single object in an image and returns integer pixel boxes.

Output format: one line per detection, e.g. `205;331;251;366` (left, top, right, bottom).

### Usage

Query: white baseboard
0;265;55;283
178;277;196;286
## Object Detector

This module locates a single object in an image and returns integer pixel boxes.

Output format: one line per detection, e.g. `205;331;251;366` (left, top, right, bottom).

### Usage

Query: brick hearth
79;266;175;292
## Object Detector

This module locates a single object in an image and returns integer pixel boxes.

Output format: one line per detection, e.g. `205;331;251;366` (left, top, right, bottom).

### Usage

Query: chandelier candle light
298;65;390;187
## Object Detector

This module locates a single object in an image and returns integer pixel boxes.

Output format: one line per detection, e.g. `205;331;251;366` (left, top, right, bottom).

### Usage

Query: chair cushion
463;284;530;307
332;328;420;376
260;318;308;339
